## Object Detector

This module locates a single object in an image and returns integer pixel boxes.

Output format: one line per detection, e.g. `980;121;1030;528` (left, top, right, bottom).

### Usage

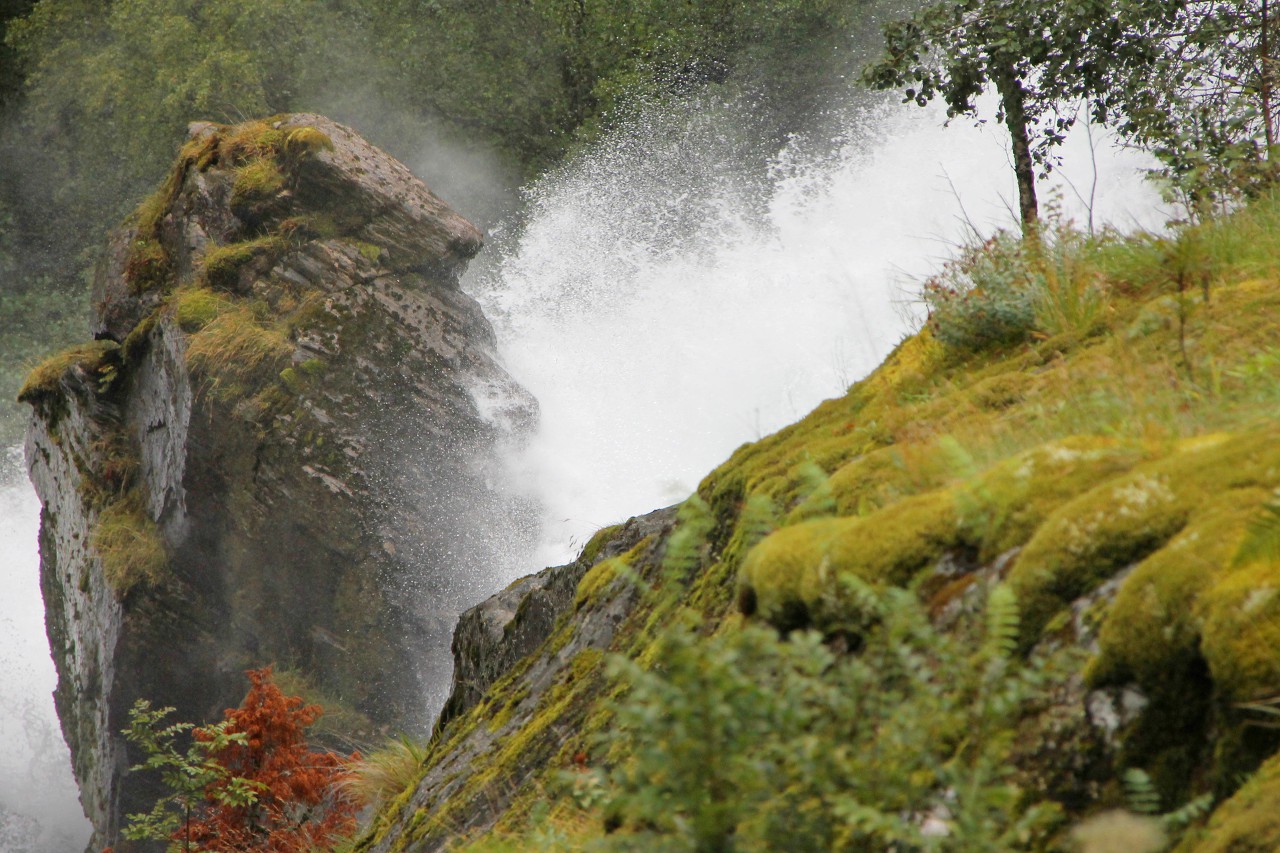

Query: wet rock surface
24;114;536;850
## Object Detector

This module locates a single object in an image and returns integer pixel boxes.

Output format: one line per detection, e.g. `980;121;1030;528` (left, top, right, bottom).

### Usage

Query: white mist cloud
0;447;90;851
466;92;1168;572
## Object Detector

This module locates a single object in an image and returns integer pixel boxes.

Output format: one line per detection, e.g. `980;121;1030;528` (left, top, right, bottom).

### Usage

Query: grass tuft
18;340;119;403
93;491;166;597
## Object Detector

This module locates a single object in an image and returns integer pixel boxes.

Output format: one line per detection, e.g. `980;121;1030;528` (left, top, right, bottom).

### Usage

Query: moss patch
93;491;166;597
739;488;960;632
18;340;120;404
183;300;291;397
1175;751;1280;852
122;236;172;294
203;234;288;291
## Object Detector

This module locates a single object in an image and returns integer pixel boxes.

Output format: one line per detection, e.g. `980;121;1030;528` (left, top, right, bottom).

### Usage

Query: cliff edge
21;114;536;850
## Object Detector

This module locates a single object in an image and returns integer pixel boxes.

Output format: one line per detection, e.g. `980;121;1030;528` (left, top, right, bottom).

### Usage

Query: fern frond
1123;768;1162;815
982;584;1020;663
662;495;714;585
1232;499;1280;567
793;460;836;519
1162;793;1213;829
738;493;779;551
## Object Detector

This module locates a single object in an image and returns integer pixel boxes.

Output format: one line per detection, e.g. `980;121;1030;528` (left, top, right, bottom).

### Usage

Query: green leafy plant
597;582;1064;851
121;700;261;850
922;232;1039;352
122;668;358;852
1031;230;1111;340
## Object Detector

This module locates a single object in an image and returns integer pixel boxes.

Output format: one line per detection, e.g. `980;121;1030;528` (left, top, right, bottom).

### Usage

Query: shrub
123;667;359;852
922;233;1038;351
597;583;1065;852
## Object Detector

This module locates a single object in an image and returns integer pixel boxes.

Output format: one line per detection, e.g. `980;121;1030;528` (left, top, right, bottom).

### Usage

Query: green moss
1008;466;1189;639
1175;752;1280;853
1089;490;1263;692
1013;428;1280;641
412;648;605;842
575;556;627;610
173;287;234;332
184;300;291;396
18;340;119;404
283;125;334;159
1200;555;1280;702
122;236;172;294
202;234;288;291
278;366;303;392
960;436;1152;562
93;491;166;597
120;311;159;364
738;488;959;632
230;157;286;210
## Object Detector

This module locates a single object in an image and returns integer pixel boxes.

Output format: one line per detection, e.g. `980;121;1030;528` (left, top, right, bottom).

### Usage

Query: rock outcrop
22;114;536;850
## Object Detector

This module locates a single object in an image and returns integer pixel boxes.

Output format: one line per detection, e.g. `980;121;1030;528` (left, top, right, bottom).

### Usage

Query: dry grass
93;491;166;597
341;735;429;811
18;340;119;403
184;300;290;397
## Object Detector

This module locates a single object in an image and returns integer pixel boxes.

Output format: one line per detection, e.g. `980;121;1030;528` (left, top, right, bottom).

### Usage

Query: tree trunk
994;67;1039;235
1262;0;1277;157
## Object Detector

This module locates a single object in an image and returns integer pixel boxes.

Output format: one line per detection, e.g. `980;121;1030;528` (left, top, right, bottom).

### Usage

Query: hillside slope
357;205;1280;851
356;198;1280;851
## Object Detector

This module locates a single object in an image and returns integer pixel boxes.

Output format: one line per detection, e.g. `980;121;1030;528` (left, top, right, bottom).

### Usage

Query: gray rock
24;114;537;851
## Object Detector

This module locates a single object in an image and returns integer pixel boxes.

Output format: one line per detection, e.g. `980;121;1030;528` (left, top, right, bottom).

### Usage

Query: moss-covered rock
23;114;535;851
1175;751;1280;852
360;200;1280;851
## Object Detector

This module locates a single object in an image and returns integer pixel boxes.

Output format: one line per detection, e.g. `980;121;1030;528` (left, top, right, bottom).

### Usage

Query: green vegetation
16;338;117;405
93;491;166;597
591;584;1063;852
395;191;1280;852
123;669;360;851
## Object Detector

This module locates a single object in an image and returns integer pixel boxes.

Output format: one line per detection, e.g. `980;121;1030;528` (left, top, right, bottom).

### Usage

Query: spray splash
467;94;1167;570
0;446;91;851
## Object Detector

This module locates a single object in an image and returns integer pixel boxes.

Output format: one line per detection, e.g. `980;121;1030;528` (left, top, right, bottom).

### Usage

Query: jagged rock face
23;114;537;850
365;508;676;852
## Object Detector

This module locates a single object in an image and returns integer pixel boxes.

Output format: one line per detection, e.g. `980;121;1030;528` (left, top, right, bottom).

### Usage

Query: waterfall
0;446;91;851
466;93;1167;570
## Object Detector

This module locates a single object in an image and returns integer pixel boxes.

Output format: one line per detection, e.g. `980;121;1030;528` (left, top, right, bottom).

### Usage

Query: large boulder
22;114;537;850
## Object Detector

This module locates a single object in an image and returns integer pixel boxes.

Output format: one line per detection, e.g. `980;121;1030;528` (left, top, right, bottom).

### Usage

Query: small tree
123;667;359;852
862;0;1165;234
1116;0;1280;212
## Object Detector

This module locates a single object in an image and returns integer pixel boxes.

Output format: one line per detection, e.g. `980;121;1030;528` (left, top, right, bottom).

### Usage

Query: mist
464;89;1168;570
0;448;91;851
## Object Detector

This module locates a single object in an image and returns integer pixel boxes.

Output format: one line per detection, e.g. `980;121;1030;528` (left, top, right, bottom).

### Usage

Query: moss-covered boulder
22;114;536;850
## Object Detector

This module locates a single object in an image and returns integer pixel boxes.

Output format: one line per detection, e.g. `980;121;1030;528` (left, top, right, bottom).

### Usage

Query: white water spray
0;446;91;851
468;94;1168;570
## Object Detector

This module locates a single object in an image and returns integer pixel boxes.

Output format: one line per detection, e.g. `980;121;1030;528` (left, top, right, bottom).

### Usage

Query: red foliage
184;667;358;852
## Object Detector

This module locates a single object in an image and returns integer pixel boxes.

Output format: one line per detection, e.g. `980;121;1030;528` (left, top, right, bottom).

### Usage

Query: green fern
981;583;1020;663
1123;768;1163;815
1162;793;1213;830
1232;498;1280;567
737;493;779;551
661;495;714;586
792;460;836;520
